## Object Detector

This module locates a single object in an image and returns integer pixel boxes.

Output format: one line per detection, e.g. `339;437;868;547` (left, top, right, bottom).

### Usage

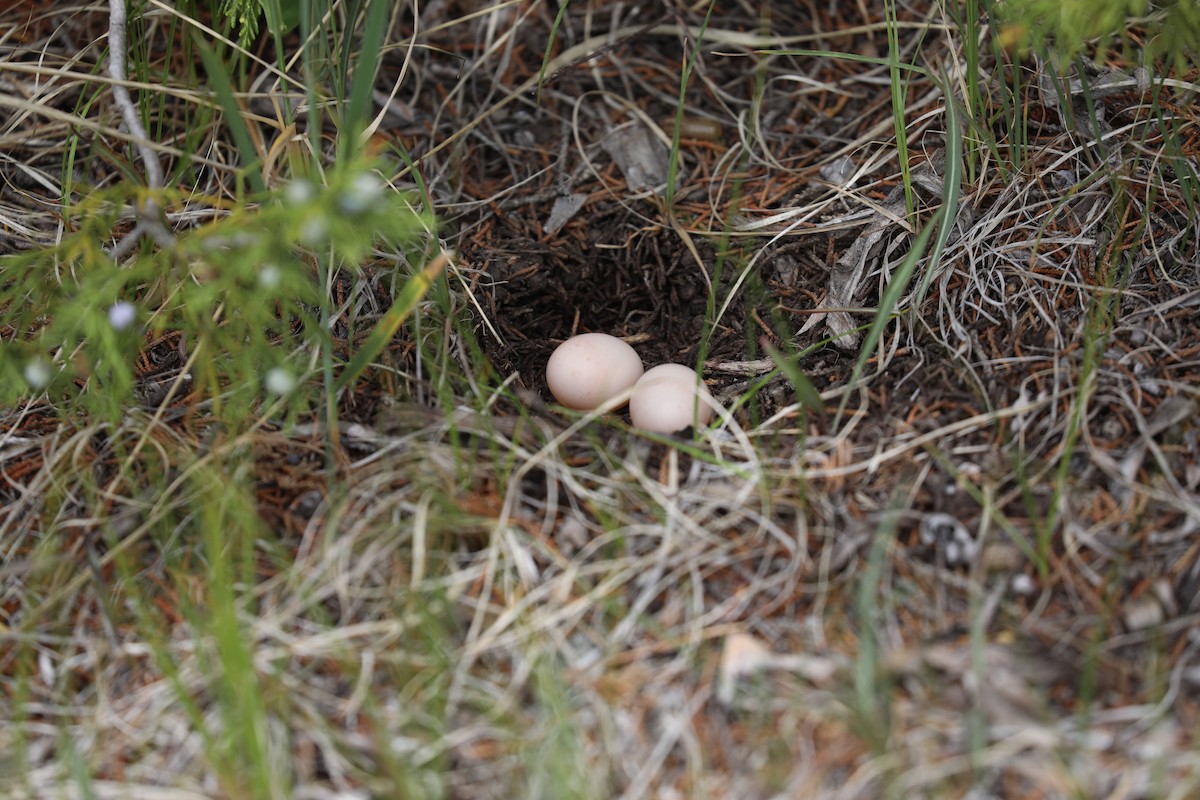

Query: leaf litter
2;1;1200;798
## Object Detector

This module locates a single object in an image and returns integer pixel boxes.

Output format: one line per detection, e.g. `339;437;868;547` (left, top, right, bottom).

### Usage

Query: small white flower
285;179;316;206
265;367;296;395
337;173;383;216
108;301;136;331
23;358;52;389
298;214;328;246
258;264;282;290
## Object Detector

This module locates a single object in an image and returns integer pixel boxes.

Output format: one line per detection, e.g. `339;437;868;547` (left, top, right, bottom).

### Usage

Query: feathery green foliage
0;159;430;425
219;0;302;50
995;0;1200;67
219;0;264;48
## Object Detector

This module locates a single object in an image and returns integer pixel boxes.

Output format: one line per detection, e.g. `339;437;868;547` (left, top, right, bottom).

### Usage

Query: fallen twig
106;0;174;256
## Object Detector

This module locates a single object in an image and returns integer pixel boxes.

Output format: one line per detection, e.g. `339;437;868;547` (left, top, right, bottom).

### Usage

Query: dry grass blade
3;1;1200;799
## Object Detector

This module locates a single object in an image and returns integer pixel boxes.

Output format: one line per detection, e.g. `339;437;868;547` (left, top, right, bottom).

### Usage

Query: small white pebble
265;367;296;395
945;540;963;565
23;358;52;389
107;301;136;331
1010;573;1035;596
38;651;55;686
1122;594;1165;632
819;154;856;186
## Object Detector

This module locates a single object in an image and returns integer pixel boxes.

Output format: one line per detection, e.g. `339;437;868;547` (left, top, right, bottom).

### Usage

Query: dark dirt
424;3;907;412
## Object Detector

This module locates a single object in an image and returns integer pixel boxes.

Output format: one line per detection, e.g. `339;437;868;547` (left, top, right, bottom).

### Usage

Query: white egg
629;363;714;434
546;333;644;411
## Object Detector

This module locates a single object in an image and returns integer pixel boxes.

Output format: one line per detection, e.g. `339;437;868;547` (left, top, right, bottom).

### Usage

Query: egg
629;363;714;434
546;333;644;410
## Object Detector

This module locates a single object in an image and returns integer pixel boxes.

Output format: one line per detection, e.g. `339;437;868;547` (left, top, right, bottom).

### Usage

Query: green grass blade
193;36;266;194
834;213;939;427
335;250;450;392
853;497;902;756
536;0;572;105
664;1;716;211
763;341;823;413
885;0;914;219
344;0;392;150
912;79;963;311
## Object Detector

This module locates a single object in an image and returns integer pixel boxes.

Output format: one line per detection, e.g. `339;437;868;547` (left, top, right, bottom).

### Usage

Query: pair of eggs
545;333;714;434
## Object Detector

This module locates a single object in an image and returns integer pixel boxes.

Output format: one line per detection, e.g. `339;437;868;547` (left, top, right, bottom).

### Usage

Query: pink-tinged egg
629;363;714;434
546;333;644;411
